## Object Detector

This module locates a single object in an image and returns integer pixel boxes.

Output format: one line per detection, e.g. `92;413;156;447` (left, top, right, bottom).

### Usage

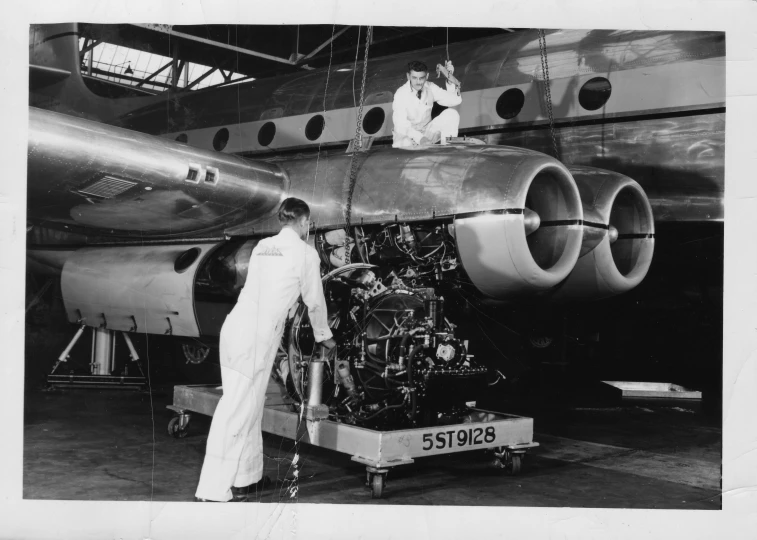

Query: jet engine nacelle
550;166;655;301
454;159;584;300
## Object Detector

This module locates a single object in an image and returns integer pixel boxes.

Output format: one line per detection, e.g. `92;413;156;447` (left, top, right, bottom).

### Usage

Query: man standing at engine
392;60;462;147
195;197;335;502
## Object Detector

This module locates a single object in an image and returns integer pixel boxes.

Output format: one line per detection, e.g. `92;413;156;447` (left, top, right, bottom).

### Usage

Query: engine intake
551;166;655;301
454;162;583;300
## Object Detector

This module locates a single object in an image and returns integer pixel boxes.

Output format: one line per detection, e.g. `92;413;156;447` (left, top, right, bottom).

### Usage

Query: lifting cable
289;25;339;505
537;29;560;160
310;23;337;203
343;25;373;237
446;27;450;63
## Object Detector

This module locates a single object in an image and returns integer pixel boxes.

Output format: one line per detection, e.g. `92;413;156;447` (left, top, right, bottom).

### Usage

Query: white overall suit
195;227;332;502
392;80;462;148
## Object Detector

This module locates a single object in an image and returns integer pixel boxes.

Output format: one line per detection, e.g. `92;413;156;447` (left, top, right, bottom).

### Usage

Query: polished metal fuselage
29;26;724;230
27;107;288;237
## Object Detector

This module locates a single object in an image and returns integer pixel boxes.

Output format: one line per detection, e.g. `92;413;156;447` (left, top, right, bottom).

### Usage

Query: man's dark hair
407;61;428;74
278;197;310;225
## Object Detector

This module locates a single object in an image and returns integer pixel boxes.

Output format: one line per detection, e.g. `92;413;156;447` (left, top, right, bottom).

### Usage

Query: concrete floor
23;382;721;508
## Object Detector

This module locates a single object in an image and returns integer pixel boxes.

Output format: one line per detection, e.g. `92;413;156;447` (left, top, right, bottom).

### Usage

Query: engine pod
61;243;218;336
552;166;655;301
454;161;583;300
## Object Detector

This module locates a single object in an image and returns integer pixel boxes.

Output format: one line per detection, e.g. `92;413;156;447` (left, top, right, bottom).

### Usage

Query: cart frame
167;383;538;498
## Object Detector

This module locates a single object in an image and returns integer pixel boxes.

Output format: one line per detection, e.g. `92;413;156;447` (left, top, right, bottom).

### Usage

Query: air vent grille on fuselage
78;176;137;199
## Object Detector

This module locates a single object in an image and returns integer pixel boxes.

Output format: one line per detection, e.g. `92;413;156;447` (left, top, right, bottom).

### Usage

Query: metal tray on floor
601;381;702;400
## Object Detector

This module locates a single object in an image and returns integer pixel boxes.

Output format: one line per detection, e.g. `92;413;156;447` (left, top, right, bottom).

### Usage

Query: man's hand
445;60;454;76
320;338;337;350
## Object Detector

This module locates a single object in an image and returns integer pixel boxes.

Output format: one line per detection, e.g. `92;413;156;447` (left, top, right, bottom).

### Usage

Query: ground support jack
167;384;539;499
47;325;146;390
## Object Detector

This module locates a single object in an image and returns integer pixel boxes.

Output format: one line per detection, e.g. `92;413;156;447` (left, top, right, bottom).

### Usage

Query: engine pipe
406;344;423;424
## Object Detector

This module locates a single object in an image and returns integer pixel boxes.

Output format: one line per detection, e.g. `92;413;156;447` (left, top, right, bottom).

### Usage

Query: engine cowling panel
61;243;216;336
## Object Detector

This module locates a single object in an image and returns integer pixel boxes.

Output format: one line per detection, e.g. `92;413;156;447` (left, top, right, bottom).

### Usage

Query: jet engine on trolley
283;264;487;429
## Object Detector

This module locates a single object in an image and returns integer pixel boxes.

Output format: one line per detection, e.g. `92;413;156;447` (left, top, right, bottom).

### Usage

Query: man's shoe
231;476;272;501
195;497;239;502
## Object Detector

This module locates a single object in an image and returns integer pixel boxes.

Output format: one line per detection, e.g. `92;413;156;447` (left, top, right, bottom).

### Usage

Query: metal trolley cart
167;383;539;498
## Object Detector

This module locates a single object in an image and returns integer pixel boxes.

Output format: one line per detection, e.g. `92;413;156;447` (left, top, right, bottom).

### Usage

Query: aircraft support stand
47;325;147;390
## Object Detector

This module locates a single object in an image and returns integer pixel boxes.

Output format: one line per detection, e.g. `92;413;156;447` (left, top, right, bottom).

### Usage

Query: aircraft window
185;164;200;183
175;133;188;143
362;107;385;135
496;88;525;120
258;122;276;146
204;167;219;185
305;115;325;141
213;127;230;151
175;247;201;274
579;77;612;111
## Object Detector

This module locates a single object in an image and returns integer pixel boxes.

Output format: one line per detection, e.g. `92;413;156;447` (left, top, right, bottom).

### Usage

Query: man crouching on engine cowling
392;60;462;148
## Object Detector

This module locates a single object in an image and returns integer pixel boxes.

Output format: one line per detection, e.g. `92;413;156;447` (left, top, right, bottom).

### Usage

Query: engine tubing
407;344;422;424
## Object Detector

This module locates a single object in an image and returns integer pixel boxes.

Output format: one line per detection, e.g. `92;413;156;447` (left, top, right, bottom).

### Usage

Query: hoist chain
538;29;560;160
344;26;373;234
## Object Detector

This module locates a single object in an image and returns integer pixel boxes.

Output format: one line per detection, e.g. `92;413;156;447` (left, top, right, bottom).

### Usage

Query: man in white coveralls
195;197;336;502
392;60;462;147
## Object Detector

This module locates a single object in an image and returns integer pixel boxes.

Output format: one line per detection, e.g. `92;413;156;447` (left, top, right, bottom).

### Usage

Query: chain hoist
537;29;560;160
343;26;373;237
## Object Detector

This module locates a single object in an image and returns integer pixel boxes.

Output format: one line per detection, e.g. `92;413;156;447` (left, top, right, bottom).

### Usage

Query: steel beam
135;60;173;87
87;66;172;89
134;24;298;67
82;75;160;95
26;279;53;314
79;38;101;59
171;40;181;89
185;66;218;90
306;28;429;62
205;74;256;90
299;25;352;62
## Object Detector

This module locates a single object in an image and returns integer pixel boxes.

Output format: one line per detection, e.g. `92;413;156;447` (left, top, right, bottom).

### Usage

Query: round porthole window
362;107;385;135
305;115;325;141
258;122;276;146
213;127;230;151
578;77;612;111
495;88;525;120
174;247;201;274
175;133;188;143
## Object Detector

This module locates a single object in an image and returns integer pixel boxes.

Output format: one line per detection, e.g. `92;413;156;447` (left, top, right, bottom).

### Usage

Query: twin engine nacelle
299;145;655;304
454;163;654;302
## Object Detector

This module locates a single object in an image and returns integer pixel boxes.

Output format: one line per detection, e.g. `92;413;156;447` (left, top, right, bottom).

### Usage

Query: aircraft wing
27;106;288;239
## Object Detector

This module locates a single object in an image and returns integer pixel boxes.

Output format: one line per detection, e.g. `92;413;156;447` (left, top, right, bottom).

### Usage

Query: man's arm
392;91;424;145
429;81;462;107
300;247;334;344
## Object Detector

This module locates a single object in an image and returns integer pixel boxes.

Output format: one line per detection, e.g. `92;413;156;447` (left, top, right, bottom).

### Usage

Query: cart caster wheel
168;416;188;439
509;454;522;476
371;473;385;499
